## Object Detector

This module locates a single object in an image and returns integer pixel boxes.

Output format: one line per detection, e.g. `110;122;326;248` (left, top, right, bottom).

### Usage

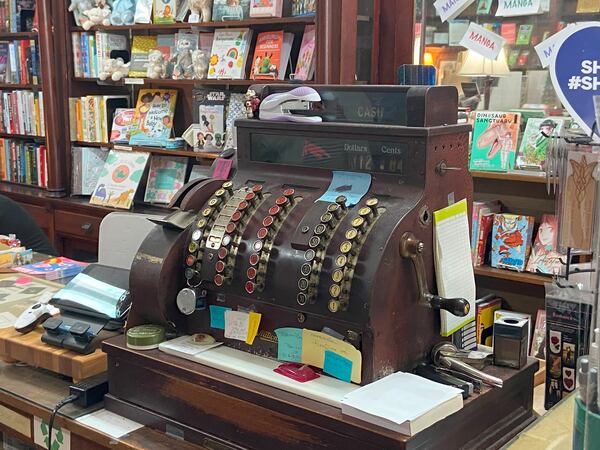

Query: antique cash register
103;85;538;449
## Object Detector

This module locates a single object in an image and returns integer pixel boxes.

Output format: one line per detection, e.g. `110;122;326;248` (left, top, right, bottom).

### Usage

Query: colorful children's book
471;200;501;261
90;150;150;209
129;35;158;77
476;0;493;14
13;257;88;280
212;0;250;20
250;30;293;80
491;214;535;271
71;146;109;196
110;108;136;143
476;295;502;346
500;23;517;45
516;24;533;45
475;213;495;267
153;0;176;23
294;25;316;81
469;111;521;172
530;309;546;359
129;89;177;146
507;49;520;67
208;28;253;80
516;117;569;170
144;155;188;204
250;0;283;17
291;0;316;16
526;215;564;275
198;104;225;151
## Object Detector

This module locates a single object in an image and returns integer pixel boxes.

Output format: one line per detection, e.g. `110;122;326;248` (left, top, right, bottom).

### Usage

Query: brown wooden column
37;0;68;197
315;0;342;84
378;0;415;84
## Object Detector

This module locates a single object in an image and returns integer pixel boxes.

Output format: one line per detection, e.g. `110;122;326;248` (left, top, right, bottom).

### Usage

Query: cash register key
314;223;327;236
231;211;242;223
320;212;334;228
328;299;340;313
249;253;260;266
253;240;264;252
304;249;317;262
275;196;289;208
335;255;348;267
215;261;225;273
308;236;322;249
245;192;256;202
257;227;269;240
214;274;224;287
186;255;196;267
188;242;199;253
238;200;249;212
283;188;295;197
340;241;353;254
329;284;341;298
269;205;281;216
197;218;207;229
297;293;308;306
218;247;228;260
301;263;312;277
222;181;234;191
226;223;237;234
222;234;232;247
247;267;257;280
359;206;374;224
245;281;255;294
298;278;309;291
191;229;202;242
214;188;226;198
184;268;196;280
351;216;367;232
208;198;221;208
327;203;342;219
336;195;348;209
366;197;379;212
252;184;263;193
332;268;344;283
345;228;358;241
202;207;213;218
262;216;274;228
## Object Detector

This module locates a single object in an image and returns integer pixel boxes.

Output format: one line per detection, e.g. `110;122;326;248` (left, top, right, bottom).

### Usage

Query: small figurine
110;0;136;25
188;0;213;22
68;0;94;26
98;57;130;82
244;89;260;118
80;0;112;30
191;49;209;79
147;50;167;79
171;37;194;79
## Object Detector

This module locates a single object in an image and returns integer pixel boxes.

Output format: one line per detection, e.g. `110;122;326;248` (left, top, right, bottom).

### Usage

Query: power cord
47;394;79;450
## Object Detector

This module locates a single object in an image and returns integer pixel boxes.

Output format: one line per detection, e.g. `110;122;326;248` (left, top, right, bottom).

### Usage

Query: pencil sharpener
493;317;529;369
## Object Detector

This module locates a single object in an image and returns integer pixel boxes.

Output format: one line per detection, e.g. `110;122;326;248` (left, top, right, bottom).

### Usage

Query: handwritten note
323;350;353;382
301;329;362;383
245;312;262;345
209;305;231;330
224;310;249;341
275;328;303;363
459;22;505;60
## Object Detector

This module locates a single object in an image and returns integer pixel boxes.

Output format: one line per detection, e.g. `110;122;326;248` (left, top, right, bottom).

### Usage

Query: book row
0;0;35;33
0;89;44;136
69;95;129;144
72;25;316;81
0;139;47;187
0;38;40;85
71;0;314;27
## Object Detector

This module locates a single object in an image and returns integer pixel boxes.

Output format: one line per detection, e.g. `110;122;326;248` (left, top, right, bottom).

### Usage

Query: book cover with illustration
250;0;283;17
129;35;158;77
0;43;8;82
90;150;150;209
490;214;535;271
110;108;136;143
476;0;493;14
212;0;251;20
526;215;564;275
208;28;253;80
154;0;176;23
13;257;87;280
516;24;533;45
295;25;316;81
129;89;177;146
516;117;569;170
250;30;293;80
144;155;188;204
469;111;521;172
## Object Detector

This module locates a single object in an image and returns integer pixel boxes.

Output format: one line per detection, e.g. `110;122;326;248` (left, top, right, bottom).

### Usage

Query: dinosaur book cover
490;213;535;271
469;111;521;172
90;150;150;210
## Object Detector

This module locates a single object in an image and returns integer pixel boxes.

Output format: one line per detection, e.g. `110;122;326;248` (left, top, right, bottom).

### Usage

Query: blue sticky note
323;350;352;382
275;328;303;363
317;171;372;207
209;305;231;329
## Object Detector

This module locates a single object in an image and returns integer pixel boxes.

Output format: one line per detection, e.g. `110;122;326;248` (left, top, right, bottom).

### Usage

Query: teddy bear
110;0;135;25
98;57;130;82
191;49;209;79
80;1;112;30
68;0;95;26
147;50;167;79
171;37;194;79
188;0;213;23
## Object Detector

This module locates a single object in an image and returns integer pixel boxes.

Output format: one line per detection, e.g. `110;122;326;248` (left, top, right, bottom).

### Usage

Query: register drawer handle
81;222;92;232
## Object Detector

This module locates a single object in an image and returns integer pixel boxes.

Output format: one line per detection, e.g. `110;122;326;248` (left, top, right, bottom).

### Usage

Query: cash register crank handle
400;232;470;317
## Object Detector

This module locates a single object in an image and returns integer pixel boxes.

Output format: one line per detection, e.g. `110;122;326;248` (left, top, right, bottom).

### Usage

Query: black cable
47;394;79;450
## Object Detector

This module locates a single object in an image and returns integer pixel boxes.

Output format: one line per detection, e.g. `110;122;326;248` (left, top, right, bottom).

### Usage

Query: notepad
433;199;476;336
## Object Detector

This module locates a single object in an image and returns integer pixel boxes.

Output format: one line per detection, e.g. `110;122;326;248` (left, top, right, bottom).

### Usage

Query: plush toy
188;0;212;23
110;0;135;25
68;0;95;26
98;57;130;82
171;37;194;79
191;49;209;80
147;50;167;79
80;0;112;30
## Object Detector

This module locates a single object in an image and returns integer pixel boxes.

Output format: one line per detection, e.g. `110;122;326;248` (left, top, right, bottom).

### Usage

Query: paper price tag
496;0;543;16
534;25;573;68
459;22;505;60
124;78;145;85
433;0;475;22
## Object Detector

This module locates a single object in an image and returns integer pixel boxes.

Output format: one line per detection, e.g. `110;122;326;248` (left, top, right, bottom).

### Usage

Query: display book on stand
99;84;539;449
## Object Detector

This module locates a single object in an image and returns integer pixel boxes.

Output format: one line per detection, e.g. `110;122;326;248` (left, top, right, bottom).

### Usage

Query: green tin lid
127;325;166;350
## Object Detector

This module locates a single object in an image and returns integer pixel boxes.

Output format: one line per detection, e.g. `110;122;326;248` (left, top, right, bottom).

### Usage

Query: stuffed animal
110;0;135;25
98;57;130;81
171;37;194;79
80;1;112;30
147;50;167;79
191;49;209;79
68;0;95;26
188;0;212;23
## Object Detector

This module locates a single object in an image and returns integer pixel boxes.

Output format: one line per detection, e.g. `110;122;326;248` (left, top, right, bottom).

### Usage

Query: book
90;150;150;209
469;111;521;172
13;257;87;280
530;309;546;359
526;214;564;275
490;214;535;271
475;295;502;346
198;104;225;151
153;0;176;23
291;0;316;16
224;92;246;149
0;139;46;187
71;146;109;196
576;0;600;13
144;155;188;204
129;35;157;77
476;0;492;14
294;25;316;81
516;50;530;67
470;200;501;262
249;0;283;17
0;90;44;136
500;23;517;45
516;24;533;45
516;117;569;170
110;108;136;143
250;30;293;80
475;213;495;267
208;28;253;80
69;95;129;144
129;89;178;147
340;372;463;436
212;0;250;20
507;49;520;67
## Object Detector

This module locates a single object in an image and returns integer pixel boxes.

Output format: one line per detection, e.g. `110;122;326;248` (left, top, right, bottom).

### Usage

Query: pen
579;356;589;408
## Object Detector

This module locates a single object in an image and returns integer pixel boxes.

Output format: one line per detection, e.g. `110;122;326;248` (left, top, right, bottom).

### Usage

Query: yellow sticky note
245;312;262;345
301;329;362;383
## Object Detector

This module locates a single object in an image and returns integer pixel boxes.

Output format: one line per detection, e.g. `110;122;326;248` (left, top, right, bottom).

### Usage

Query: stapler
259;86;323;123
